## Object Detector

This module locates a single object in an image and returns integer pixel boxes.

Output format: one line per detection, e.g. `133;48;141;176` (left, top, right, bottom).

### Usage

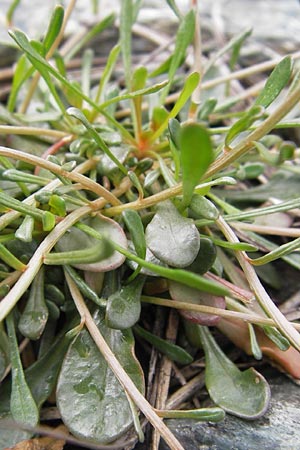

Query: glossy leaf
123;210;146;277
64;265;105;307
179;123;214;208
134;324;193;365
186;238;217;275
47;215;127;272
189;194;219;221
106;275;145;329
159;407;225;422
169;281;225;326
146;200;200;268
18;267;48;340
6;313;39;427
56;309;145;444
15;215;34;243
199;325;271;419
255;56;292;108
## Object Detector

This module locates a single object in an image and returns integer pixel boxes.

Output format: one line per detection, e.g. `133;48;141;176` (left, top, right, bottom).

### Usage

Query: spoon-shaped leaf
18;267;48;340
106;275;145;329
169;280;225;326
56;309;145;444
179;123;214;209
6;313;39;427
145;200;200;268
198;325;271;419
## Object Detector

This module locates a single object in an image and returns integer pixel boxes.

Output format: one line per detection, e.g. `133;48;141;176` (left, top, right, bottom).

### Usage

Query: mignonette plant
0;0;300;449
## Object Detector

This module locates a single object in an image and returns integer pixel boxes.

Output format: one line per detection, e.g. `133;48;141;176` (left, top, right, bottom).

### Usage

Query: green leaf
18;267;48;340
93;44;121;106
46;216;126;272
169;281;225;326
43;5;64;52
134;324;193;364
64;265;105;307
255;56;292;108
67;107;128;175
199;326;271;419
66;14;115;61
189;195;219;220
0;325;9;381
159;407;225;422
6;313;39;427
179;123;214;208
106;275;145;329
145;200;200;268
0;244;26;272
166;0;182;19
261;326;290;351
56;309;145;444
7;55;33;112
162;9;195;99
150;72;200;142
123;209;146;259
225;105;264;147
186;238;217;275
120;0;133;88
248;323;262;360
76;221;229;296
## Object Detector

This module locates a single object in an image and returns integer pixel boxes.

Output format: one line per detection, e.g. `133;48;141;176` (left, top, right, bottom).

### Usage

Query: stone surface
160;371;300;450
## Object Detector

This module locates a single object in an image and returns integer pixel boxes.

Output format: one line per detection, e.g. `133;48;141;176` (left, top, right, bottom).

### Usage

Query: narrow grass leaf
65;14;115;61
225;105;264;147
120;0;133;88
6;313;39;427
43;5;64;53
134;324;193;364
7;55;33;112
150;72;200;142
179;123;214;209
0;244;26;271
93;44;120;106
199;325;271;419
166;0;182;19
248;323;262;360
261;326;290;351
162;9;195;99
255;56;292;108
67;107;128;175
159;407;225;421
123;210;146;259
57;309;145;444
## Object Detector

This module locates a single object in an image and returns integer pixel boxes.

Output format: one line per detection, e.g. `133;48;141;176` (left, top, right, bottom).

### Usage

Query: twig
216;216;300;350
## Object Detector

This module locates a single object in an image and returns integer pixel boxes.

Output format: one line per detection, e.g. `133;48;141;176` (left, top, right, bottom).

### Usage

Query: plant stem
141;295;300;330
0;125;68;139
0;181;129;322
216;216;300;350
0;146;121;206
65;273;185;450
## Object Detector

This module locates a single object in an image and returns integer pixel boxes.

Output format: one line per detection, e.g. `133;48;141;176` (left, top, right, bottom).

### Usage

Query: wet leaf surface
146;200;200;268
57;309;144;444
199;326;271;419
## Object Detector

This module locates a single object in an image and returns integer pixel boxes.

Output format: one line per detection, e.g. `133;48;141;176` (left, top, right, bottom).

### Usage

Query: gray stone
160;372;300;450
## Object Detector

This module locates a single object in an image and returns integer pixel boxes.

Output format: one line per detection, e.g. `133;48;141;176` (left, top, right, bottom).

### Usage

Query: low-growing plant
0;1;300;449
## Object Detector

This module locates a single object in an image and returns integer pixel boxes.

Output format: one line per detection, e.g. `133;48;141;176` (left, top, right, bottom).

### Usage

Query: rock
160;371;300;450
